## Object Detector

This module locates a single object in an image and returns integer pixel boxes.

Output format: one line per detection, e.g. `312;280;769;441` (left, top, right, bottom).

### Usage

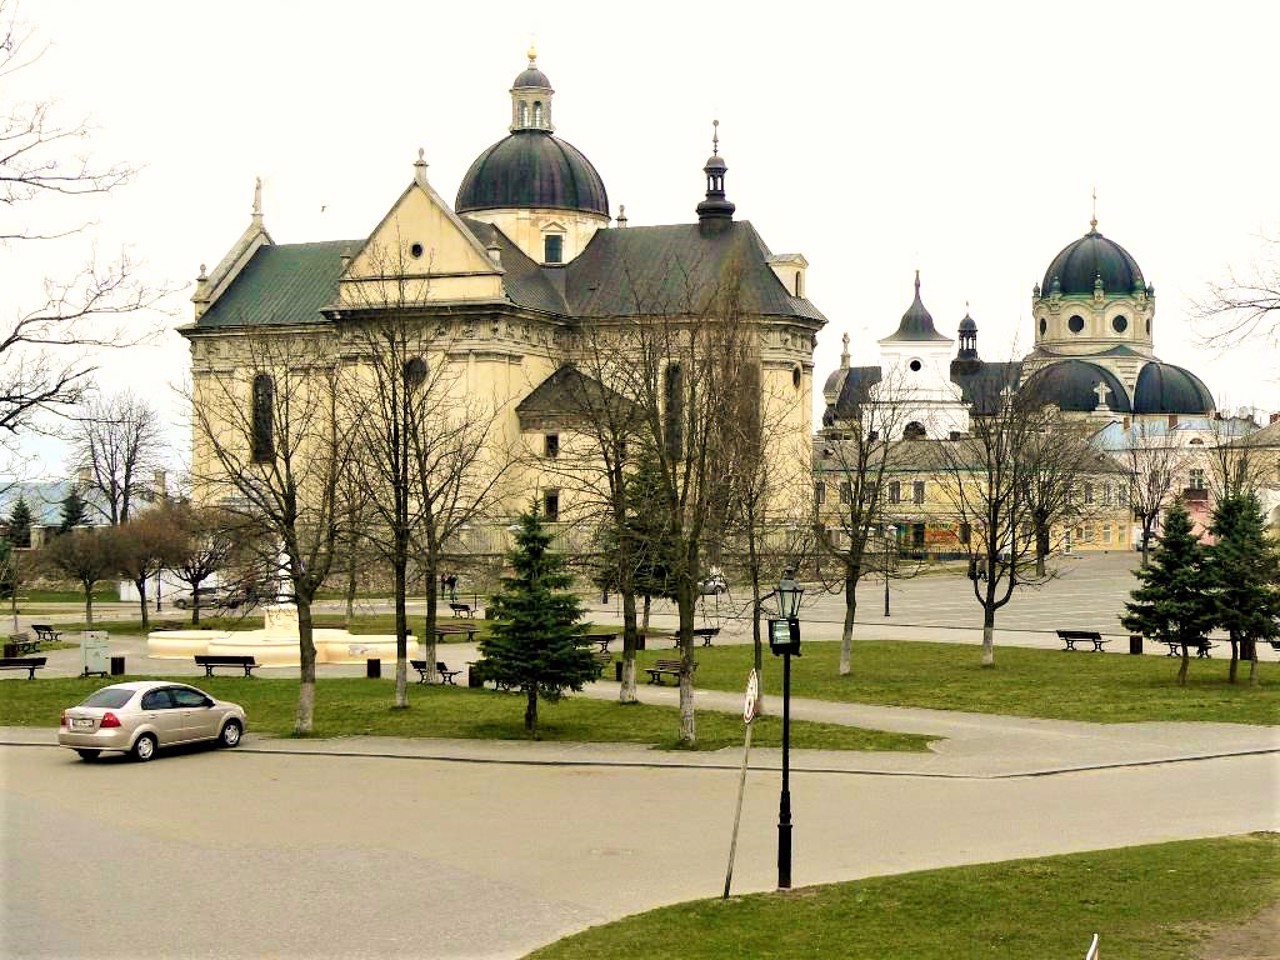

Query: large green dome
455;131;609;217
1042;228;1145;297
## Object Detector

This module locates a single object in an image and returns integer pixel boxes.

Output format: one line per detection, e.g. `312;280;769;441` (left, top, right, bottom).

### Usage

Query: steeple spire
1090;186;1098;233
696;119;735;232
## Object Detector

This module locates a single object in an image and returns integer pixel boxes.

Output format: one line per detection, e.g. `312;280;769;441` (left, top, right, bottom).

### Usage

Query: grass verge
525;834;1280;960
652;640;1278;725
0;675;931;753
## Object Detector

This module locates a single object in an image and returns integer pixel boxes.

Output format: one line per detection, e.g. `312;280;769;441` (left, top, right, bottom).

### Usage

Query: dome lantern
696;120;736;231
510;45;554;133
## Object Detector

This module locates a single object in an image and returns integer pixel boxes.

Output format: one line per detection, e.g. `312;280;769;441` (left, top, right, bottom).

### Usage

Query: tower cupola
696;120;735;232
510;45;554;132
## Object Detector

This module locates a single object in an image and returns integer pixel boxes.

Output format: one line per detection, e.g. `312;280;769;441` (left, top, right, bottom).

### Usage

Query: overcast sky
10;0;1279;477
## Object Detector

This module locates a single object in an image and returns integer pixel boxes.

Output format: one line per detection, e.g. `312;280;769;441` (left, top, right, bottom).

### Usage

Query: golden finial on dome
527;41;537;65
1090;186;1098;232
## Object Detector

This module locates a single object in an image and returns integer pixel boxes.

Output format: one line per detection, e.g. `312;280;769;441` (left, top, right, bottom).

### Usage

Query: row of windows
815;478;1136;511
814;480;927;507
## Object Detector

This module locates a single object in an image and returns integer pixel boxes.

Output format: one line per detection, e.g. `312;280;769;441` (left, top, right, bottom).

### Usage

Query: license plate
73;718;95;728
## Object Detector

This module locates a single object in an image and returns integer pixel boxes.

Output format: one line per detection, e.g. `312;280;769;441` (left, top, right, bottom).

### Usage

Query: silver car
58;681;246;762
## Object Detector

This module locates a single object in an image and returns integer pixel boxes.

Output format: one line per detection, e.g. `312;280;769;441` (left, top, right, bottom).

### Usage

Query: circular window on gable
410;242;425;259
909;359;922;372
1112;315;1128;333
1068;315;1085;334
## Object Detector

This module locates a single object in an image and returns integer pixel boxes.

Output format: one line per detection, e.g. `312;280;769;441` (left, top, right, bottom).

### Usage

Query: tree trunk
83;584;94;626
1249;649;1259;687
393;552;410;706
619;589;638;704
344;545;357;628
423;551;439;688
677;583;696;745
135;576;150;630
525;685;538;735
1228;636;1239;685
295;596;317;734
839;569;857;676
1177;644;1189;686
641;594;651;631
981;603;995;667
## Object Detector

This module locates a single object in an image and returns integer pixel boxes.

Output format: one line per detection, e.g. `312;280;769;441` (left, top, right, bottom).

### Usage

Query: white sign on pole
81;631;109;677
743;668;760;724
724;669;760;899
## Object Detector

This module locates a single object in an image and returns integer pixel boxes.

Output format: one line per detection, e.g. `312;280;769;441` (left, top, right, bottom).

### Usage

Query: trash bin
366;658;381;679
110;656;126;676
2;642;15;659
635;634;646;651
615;660;624;682
1129;635;1143;655
468;661;486;688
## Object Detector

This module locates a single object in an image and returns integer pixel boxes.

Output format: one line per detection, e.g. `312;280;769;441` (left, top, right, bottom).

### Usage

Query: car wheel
75;749;101;761
174;598;188;609
131;733;157;762
219;720;242;748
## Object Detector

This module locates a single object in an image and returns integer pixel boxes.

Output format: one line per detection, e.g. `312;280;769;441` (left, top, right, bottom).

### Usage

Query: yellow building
183;52;826;552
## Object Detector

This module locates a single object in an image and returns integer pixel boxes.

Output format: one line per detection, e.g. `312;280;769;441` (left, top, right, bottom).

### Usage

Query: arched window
904;422;926;440
533;102;543;126
794;271;803;297
518;102;528;126
251;374;274;463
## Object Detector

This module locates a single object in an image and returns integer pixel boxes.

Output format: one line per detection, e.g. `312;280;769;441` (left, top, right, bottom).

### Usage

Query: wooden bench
448;602;476;619
435;624;478;642
583;633;616;653
645;658;696;685
591;650;614;678
194;654;260;677
671;627;721;648
32;624;61;644
410;659;462;684
0;656;47;679
1155;638;1216;658
8;632;39;656
1056;629;1110;652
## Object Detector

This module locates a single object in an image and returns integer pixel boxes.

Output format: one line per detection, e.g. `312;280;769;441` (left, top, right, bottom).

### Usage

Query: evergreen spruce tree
1206;492;1280;685
482;507;596;735
1121;500;1214;686
59;488;88;533
8;496;32;548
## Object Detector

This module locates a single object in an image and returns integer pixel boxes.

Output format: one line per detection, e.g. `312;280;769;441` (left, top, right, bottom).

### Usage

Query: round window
403;356;428;387
909;359;922;372
410;242;425;259
1112;315;1128;333
1068;315;1085;334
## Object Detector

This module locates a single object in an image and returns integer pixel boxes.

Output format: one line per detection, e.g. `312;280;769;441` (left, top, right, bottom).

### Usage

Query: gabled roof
516;364;642;427
461;218;568;315
563;221;826;322
193;240;360;329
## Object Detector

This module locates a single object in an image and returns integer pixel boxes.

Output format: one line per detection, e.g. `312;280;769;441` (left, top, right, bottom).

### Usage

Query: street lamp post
768;571;804;889
883;524;896;617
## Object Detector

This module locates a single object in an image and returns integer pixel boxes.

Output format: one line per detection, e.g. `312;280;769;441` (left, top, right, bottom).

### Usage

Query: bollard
366;658;381;679
110;656;126;676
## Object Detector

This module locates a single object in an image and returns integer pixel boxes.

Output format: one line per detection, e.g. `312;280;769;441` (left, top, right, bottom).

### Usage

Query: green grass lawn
0;675;930;753
48;612;495;640
526;834;1280;960
648;640;1278;725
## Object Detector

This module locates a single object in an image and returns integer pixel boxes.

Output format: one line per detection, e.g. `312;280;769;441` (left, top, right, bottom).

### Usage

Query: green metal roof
198;240;360;328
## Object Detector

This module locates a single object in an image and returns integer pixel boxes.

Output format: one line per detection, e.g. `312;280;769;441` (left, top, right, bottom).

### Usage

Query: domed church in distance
184;51;826;542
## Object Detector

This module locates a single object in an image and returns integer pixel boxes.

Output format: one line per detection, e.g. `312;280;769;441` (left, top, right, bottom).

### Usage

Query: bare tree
932;376;1093;665
813;368;915;675
191;333;353;734
1194;233;1280;348
114;506;183;629
1115;419;1193;567
168;502;240;625
68;390;166;524
41;526;118;625
1;3;168;460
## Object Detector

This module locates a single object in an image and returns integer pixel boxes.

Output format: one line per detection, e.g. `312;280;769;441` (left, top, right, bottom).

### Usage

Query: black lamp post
768;571;804;889
883;524;896;617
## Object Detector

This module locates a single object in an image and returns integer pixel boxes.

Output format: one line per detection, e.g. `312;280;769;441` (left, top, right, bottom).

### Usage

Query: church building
183;51;826;548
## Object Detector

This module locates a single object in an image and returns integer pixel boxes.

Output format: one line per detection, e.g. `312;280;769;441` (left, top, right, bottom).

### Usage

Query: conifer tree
1121;500;1214;686
59;487;88;533
482;507;596;735
8;496;32;548
1206;492;1280;685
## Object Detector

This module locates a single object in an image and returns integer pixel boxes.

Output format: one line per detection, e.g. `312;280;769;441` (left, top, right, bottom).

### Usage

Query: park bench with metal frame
448;602;476;619
7;632;39;655
410;659;462;684
1154;638;1216;658
670;627;720;648
194;654;260;677
32;624;62;644
645;658;696;685
0;656;46;678
1056;629;1110;652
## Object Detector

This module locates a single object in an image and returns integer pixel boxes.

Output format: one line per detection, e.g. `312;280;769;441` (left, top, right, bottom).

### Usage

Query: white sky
9;0;1279;476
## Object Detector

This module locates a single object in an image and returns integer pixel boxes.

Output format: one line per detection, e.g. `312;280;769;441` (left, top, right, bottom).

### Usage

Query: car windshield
80;688;137;709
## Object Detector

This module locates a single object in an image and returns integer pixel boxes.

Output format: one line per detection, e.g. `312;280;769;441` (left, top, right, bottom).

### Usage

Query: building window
1084;483;1094;504
959;522;971;545
1189;468;1206;490
1112;315;1128;333
794;271;803;297
888;481;901;504
251;374;274;463
542;489;560;522
544;434;559;459
839;481;851;505
911;523;925;549
1103;524;1113;544
543;234;563;263
518;102;527;126
904;422;926;440
664;363;684;460
1102;482;1111;506
814;482;826;507
913;481;925;504
533;102;543;126
1068;314;1085;334
792;365;802;390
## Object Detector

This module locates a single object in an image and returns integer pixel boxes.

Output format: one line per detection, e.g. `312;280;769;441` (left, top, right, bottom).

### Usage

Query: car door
138;688;181;745
169;686;219;742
